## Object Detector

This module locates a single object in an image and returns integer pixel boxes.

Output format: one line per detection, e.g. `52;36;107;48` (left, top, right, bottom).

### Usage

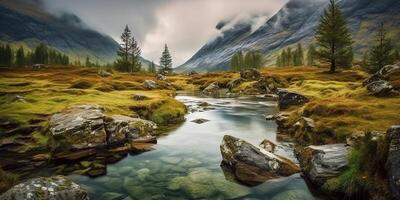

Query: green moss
150;99;187;124
32;131;49;146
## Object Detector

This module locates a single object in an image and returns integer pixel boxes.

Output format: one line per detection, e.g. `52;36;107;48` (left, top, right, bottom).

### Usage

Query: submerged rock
386;125;400;200
259;139;276;153
0;176;89;200
191;118;210;124
296;144;349;185
277;90;309;110
220;135;300;185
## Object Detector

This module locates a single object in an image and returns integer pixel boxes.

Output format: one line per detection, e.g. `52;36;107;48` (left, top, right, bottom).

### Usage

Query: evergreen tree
293;43;304;66
15;46;25;66
276;55;282;67
307;44;317;66
286;47;292;66
130;36;142;72
33;43;49;64
148;61;156;73
280;50;287;66
4;44;13;66
244;51;263;69
366;24;394;73
85;56;91;67
315;0;353;72
230;51;245;71
160;44;172;73
116;25;132;71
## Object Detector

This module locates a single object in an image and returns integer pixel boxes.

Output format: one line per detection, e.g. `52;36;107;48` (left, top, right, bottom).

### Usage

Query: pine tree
148;61;156;73
276;55;282;67
116;25;132;71
280;50;287;66
15;46;25;66
293;43;304;66
315;0;353;72
230;51;244;71
307;44;317;66
4;44;13;66
286;47;292;66
33;43;49;64
85;56;91;67
130;36;141;72
160;44;172;74
366;24;394;73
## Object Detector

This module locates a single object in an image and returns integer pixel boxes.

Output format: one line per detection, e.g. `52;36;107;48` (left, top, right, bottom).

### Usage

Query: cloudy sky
42;0;287;66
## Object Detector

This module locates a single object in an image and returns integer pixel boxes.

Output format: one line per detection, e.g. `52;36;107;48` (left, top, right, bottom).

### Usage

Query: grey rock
366;80;395;97
156;74;166;81
220;135;300;185
0;176;89;200
202;82;219;96
191;118;210;124
49;104;106;151
259;139;276;153
277;89;309;110
132;94;149;101
98;69;112;77
296;144;349;185
386;125;400;200
227;78;243;90
143;80;157;89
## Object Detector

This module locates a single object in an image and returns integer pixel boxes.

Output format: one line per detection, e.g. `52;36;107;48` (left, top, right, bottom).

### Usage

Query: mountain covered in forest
0;0;154;67
177;0;400;72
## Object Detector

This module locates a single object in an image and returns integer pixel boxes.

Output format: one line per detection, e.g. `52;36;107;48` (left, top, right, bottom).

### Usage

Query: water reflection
70;95;321;200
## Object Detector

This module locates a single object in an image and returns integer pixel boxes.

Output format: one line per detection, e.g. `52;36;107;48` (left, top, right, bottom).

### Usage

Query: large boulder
49;104;107;151
296;144;349;185
104;115;157;144
227;78;243;91
156;74;166;81
220;135;300;186
240;68;261;81
0;176;89;200
386;125;400;200
366;80;395;97
277;89;309;110
255;76;279;94
363;64;400;86
202;82;219;96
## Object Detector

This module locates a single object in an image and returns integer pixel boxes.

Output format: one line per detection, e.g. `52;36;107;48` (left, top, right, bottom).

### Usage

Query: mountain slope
177;0;400;72
0;0;155;68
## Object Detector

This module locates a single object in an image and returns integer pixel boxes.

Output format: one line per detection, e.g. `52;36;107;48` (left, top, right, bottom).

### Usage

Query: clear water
70;95;323;200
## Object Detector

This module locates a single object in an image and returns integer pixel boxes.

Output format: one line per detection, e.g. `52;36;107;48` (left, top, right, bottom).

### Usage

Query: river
70;94;325;200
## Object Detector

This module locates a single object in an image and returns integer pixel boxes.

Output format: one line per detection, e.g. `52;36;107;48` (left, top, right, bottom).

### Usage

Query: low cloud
41;0;287;66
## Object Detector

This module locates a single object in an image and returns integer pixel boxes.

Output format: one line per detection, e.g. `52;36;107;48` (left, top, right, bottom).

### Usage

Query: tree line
230;51;263;71
0;43;69;67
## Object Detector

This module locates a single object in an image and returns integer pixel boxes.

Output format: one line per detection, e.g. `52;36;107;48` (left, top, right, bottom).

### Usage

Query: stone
32;153;50;161
212;179;250;199
386;126;400;200
87;167;106;177
293;117;316;142
227;78;243;90
202;82;219;96
100;192;123;200
32;64;49;70
191;118;210;124
132;94;149;101
277;89;309;110
366;80;395;97
255;76;278;94
240;68;261;81
130;142;155;152
143;80;157;89
346;130;380;146
296;144;349;185
136;168;150;181
179;158;202;168
274;112;291;129
220;135;300;186
363;64;400;86
259;139;276;153
161;156;182;164
131;135;157;143
188;71;198;76
0;176;89;200
98;69;112;77
198;102;210;107
53;148;96;161
80;161;92;168
104;115;157;144
156;74;167;81
48;104;106;151
265;115;275;120
271;190;313;200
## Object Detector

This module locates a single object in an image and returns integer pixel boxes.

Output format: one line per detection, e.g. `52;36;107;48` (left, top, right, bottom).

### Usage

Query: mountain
0;0;154;68
177;0;400;72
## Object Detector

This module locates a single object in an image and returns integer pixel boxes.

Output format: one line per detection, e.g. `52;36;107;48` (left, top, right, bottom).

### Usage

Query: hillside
0;0;155;68
177;0;400;72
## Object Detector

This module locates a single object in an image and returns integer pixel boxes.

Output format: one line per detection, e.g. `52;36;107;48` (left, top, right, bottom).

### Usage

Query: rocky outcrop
277;89;309;110
49;105;107;151
48;104;157;160
0;176;89;200
296;144;349;185
98;69;112;77
143;80;157;89
220;135;300;186
255;76;280;94
202;82;220;96
227;79;243;91
240;69;261;81
386;125;400;200
364;64;400;97
156;74;167;81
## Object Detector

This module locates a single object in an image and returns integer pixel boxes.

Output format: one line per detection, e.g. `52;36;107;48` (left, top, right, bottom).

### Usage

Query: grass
0;168;18;193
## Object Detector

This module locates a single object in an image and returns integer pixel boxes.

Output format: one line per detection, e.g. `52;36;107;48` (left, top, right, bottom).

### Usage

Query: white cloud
42;0;287;66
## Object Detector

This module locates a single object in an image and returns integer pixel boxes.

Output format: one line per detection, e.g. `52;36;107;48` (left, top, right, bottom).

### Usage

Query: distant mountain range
177;0;400;72
0;0;154;68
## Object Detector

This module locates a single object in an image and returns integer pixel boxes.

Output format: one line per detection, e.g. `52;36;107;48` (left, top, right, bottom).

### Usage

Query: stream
70;93;325;200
